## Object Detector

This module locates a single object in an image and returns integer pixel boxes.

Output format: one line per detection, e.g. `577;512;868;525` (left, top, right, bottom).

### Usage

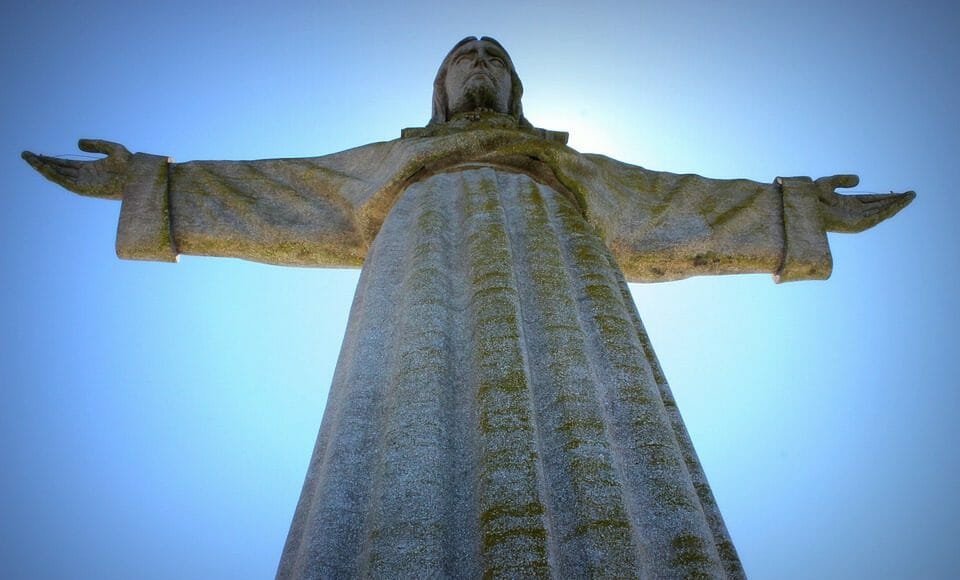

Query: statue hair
429;36;533;128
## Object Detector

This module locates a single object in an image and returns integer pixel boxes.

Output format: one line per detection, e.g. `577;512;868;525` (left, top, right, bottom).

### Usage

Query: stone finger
836;174;859;188
816;174;859;189
78;138;127;157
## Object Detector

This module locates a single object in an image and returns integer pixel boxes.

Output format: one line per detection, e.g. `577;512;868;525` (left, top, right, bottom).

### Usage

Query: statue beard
453;83;506;114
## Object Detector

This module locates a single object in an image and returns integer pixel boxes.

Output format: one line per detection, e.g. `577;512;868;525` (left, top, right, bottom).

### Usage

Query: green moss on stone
717;538;739;565
654;482;695;509
617;385;653;406
670;533;712;569
480;502;545;527
482;526;548;551
573;518;631;537
478;369;527;397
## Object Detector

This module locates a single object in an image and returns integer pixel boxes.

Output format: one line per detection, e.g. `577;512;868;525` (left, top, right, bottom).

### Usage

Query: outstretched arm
22;139;390;267
577;155;914;283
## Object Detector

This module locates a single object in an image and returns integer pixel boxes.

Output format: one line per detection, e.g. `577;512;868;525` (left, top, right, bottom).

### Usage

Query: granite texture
111;122;840;286
21;36;915;580
276;167;743;578
24;121;912;578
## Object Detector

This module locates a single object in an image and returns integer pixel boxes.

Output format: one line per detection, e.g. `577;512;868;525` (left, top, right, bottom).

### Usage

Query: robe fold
114;119;834;578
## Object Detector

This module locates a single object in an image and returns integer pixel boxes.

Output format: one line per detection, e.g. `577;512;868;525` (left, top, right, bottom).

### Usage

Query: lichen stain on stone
478;453;539;486
477;369;527;396
394;361;447;384
653;481;695;510
591;312;632;339
616;384;654;406
415;206;445;231
472;284;518;301
462;172;552;578
480;400;533;433
583;282;616;303
572;517;632;541
692;482;717;506
480;502;545;527
481;525;548;549
569;454;619;485
716;537;740;566
403;263;444;286
557;416;605;437
481;545;550;580
670;532;713;570
471;269;511;287
510;176;651;574
550;388;592;410
411;240;438;261
541;322;583;335
480;447;538;469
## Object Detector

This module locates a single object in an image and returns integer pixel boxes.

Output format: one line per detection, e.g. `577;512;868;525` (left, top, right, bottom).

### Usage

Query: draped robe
116;116;834;579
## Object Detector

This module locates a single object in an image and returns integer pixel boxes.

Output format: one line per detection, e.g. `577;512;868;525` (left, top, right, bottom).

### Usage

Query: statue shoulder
261;138;410;178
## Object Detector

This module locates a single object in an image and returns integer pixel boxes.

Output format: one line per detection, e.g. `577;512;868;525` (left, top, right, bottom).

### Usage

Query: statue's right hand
22;139;132;200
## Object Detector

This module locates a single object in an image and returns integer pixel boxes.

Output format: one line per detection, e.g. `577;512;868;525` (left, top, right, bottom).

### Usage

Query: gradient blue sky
2;1;957;578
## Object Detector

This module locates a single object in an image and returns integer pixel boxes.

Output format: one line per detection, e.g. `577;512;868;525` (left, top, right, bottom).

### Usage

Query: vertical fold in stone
612;264;746;579
278;166;746;579
277;175;410;578
461;170;552;578
549;186;734;578
500;172;639;577
358;175;455;576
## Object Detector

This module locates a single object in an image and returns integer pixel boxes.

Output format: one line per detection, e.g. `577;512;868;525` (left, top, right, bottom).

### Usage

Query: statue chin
449;84;508;116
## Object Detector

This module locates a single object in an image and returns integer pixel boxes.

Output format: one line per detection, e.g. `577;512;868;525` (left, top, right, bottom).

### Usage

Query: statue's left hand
815;174;915;233
21;139;133;200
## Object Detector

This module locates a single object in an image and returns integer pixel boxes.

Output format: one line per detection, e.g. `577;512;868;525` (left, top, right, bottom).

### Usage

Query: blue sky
2;1;957;578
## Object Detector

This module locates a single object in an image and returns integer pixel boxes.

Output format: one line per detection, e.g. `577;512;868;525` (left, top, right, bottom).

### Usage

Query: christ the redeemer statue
23;37;913;579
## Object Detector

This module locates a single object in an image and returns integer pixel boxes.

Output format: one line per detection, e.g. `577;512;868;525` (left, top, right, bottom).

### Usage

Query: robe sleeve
576;154;832;284
114;143;404;268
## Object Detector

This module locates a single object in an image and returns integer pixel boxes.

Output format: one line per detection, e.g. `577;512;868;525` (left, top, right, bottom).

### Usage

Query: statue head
430;37;531;127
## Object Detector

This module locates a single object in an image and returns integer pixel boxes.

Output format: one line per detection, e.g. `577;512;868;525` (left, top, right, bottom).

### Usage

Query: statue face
443;39;512;116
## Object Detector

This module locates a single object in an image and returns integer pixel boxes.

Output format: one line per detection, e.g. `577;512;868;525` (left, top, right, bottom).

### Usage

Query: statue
22;37;913;579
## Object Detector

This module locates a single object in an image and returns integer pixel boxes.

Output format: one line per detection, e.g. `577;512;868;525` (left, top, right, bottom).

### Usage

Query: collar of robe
402;110;569;145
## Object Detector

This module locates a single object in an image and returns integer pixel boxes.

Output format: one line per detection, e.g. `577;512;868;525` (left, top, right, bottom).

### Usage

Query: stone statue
23;37;913;579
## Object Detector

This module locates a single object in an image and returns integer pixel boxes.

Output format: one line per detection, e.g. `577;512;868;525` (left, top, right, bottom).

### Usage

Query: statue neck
402;111;569;144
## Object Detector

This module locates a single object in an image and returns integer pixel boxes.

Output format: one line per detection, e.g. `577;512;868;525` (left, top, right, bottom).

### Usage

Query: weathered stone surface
109;124;843;286
21;35;914;580
277;167;740;578
116;153;177;262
